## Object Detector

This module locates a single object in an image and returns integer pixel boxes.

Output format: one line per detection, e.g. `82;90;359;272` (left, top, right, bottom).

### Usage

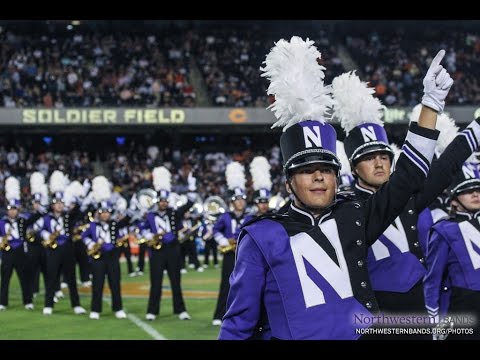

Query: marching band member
35;170;86;316
250;156;273;216
212;161;254;326
114;195;135;277
65;180;92;287
424;159;480;339
142;166;197;321
81;176;130;320
179;205;204;273
200;197;226;269
27;172;49;299
332;68;480;337
0;177;43;311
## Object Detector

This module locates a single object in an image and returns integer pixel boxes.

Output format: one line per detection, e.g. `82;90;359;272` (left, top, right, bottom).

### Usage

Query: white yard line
102;298;167;340
126;313;167;340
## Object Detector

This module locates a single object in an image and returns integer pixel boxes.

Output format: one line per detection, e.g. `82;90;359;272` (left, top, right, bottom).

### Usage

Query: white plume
331;71;385;135
49;170;68;193
260;36;334;131
152;166;171;192
336;141;351;176
30;172;45;195
409;103;459;157
408;103;422;124
147;146;159;160
91;176;111;202
435;112;459;157
5;177;20;201
39;184;49;205
63;180;84;206
115;196;128;213
389;143;403;166
250;156;272;191
226;162;246;191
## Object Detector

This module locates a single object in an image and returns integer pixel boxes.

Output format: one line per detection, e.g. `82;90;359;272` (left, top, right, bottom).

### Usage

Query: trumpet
147;232;163;250
72;223;90;242
178;222;202;244
219;238;237;254
87;240;104;260
42;230;60;249
26;231;36;243
116;233;130;248
0;228;12;252
133;228;148;245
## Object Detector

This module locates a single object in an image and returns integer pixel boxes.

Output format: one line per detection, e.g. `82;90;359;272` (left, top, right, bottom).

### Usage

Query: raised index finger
430;49;446;68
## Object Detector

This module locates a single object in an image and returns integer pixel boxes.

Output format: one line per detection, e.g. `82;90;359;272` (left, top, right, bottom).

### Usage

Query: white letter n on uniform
459;221;480;270
303;126;322;148
290;219;353;308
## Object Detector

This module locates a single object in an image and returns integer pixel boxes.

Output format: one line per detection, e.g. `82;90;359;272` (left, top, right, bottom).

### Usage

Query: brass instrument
115;233;130;248
26;231;35;243
147;232;164;250
0;228;12;252
203;196;227;222
72;223;90;242
133;228;148;245
87;240;104;260
42;230;60;249
219;238;237;254
178;221;202;243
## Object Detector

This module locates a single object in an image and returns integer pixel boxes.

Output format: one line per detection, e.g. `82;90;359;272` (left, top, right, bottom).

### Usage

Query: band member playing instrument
142;166;197;321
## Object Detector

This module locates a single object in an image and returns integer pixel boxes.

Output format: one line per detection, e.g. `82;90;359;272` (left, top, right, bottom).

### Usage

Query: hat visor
231;195;247;201
286;154;341;172
451;180;480;196
98;208;113;213
351;144;394;163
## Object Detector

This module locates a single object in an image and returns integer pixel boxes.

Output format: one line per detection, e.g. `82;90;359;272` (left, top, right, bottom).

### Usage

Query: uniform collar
455;211;474;221
354;182;375;197
288;203;316;226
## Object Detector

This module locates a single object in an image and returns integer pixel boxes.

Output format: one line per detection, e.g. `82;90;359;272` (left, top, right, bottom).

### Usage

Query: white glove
187;172;197;192
421;49;454;113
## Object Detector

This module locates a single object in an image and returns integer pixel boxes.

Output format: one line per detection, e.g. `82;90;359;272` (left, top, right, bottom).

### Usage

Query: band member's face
354;151;391;188
256;202;269;215
99;211;111;222
7;208;18;219
453;189;480;212
52;202;64;213
232;198;246;212
158;199;169;211
288;163;337;211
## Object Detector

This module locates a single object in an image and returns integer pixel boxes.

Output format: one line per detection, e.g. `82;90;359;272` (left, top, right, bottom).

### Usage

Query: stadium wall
0;106;478;126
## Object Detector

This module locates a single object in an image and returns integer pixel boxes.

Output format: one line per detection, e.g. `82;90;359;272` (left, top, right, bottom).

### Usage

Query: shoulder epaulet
241;212;290;228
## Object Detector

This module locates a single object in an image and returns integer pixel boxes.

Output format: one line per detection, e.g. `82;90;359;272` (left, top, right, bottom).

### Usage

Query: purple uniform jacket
424;213;480;320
